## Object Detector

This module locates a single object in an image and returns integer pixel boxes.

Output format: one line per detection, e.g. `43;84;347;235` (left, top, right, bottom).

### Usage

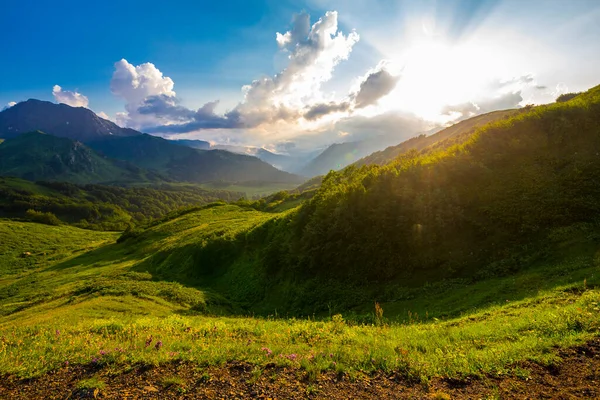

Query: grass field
1;207;599;382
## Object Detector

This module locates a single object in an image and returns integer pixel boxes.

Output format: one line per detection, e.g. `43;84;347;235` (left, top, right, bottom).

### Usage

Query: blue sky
2;0;600;150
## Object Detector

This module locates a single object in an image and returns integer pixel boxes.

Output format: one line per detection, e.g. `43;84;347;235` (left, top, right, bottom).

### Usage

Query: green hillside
0;131;164;184
0;177;244;230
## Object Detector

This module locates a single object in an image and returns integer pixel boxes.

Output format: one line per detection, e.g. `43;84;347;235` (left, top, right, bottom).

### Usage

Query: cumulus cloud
442;91;523;121
440;75;541;121
52;85;89;108
300;62;400;120
115;11;361;133
477;91;523;113
97;111;112;121
441;102;479;117
353;64;400;108
110;59;177;128
304;101;351;121
233;11;359;126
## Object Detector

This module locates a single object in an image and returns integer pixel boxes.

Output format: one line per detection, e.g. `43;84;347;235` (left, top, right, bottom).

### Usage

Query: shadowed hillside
0;131;164;184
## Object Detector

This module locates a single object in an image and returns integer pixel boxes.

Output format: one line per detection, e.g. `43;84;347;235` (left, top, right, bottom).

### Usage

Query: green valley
1;86;600;397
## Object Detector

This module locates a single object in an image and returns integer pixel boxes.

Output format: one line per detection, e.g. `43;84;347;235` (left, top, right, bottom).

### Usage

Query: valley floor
1;338;599;399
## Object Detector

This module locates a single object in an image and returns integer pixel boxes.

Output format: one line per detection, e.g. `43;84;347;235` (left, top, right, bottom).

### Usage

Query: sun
378;38;506;122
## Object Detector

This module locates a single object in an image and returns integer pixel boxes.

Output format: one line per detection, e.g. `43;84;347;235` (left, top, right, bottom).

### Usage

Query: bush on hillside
25;209;62;226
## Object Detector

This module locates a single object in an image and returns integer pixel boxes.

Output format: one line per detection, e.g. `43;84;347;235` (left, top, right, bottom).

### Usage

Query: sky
2;0;600;152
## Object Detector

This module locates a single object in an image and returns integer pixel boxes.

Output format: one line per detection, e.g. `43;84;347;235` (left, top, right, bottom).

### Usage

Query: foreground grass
0;220;118;276
0;284;598;381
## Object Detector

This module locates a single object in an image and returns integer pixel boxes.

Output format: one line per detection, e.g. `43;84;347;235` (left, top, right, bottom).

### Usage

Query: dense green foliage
249;86;600;301
0;177;243;230
556;92;582;103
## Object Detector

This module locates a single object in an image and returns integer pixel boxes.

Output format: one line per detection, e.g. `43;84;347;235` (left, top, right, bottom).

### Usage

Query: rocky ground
1;339;599;399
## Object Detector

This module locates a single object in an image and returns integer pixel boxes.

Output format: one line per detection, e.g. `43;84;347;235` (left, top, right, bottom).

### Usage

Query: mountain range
0;131;164;184
0;100;302;185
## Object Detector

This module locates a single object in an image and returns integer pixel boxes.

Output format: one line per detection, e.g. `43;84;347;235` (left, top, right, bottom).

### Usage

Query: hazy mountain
0;131;163;184
355;109;518;167
170;139;211;150
179;142;315;174
89;134;303;184
299;140;392;177
0;99;139;141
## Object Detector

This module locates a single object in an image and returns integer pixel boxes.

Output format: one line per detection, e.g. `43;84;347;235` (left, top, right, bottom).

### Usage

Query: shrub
25;209;61;226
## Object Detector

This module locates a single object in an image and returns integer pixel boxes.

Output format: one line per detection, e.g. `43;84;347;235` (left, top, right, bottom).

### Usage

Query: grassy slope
0;177;245;230
1;210;599;380
0;220;117;276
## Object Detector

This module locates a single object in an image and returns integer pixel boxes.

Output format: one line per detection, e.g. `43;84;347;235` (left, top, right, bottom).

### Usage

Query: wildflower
287;354;297;361
55;330;60;336
91;357;98;364
99;350;107;356
145;335;153;348
260;347;272;356
155;340;163;351
64;361;69;366
329;353;334;358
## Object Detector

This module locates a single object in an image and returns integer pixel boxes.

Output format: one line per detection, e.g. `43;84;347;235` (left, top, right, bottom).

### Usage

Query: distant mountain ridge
170;139;211;150
90;134;302;183
0;99;139;141
0;100;303;184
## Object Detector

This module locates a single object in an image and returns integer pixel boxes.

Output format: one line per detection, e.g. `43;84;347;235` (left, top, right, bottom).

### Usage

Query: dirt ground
1;338;599;399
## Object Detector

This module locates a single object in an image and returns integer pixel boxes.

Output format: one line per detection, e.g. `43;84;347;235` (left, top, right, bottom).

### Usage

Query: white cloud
52;85;89;108
117;11;361;134
110;59;177;128
97;111;112;121
442;91;524;121
2;101;17;111
352;62;400;108
234;11;359;126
